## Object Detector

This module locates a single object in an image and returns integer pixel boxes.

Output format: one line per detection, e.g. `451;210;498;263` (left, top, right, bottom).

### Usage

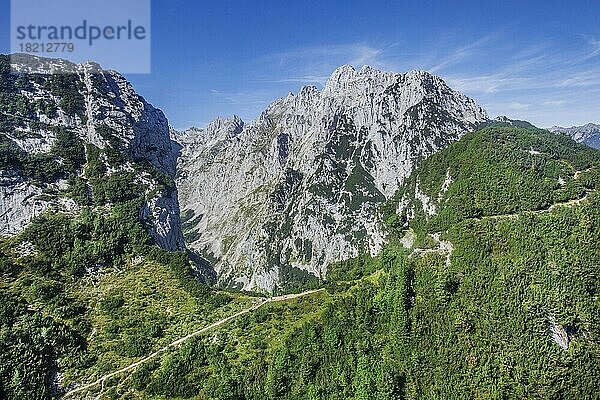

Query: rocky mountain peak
550;123;600;149
323;64;396;97
582;122;600;130
326;64;357;82
207;115;245;139
175;64;489;292
551;122;600;135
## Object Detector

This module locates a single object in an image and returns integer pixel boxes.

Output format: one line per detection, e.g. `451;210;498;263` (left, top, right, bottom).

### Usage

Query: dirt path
410;190;593;261
478;191;591;222
63;288;325;398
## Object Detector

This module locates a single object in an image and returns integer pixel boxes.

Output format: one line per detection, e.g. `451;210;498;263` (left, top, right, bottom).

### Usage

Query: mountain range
0;54;599;399
3;54;599;293
550;123;600;149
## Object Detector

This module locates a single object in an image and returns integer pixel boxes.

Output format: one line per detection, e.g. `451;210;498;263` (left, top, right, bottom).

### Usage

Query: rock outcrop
0;54;184;251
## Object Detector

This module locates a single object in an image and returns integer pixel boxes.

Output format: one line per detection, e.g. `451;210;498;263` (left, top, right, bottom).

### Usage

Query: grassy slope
85;290;335;399
63;260;254;386
0;237;257;393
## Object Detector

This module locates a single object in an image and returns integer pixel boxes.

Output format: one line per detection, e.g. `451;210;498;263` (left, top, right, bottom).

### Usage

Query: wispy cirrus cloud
580;35;600;61
542;99;570;107
508;102;532;111
209;88;272;105
556;70;600;88
428;33;501;73
265;43;390;69
428;31;600;126
445;74;531;94
252;42;401;86
205;30;600;128
263;75;331;86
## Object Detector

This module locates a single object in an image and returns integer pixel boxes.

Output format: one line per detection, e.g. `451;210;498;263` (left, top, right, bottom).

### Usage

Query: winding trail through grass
64;288;325;398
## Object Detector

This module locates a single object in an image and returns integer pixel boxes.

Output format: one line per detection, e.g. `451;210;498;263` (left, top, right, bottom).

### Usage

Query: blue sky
1;0;599;129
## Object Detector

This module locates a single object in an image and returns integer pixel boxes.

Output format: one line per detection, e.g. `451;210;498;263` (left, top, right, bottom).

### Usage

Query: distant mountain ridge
483;115;538;129
550;123;600;150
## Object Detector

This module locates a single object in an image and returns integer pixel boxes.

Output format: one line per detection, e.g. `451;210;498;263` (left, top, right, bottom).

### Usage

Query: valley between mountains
0;54;599;399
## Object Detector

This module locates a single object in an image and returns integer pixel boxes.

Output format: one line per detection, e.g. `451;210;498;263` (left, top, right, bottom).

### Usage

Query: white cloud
428;33;500;73
266;43;390;69
264;75;330;86
542;99;569;107
557;70;600;88
508;102;532;111
209;88;273;106
446;74;530;94
581;35;600;61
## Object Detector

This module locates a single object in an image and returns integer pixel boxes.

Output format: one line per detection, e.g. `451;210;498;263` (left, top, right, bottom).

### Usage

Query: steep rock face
0;54;184;251
550;123;600;150
0;171;67;234
176;65;488;291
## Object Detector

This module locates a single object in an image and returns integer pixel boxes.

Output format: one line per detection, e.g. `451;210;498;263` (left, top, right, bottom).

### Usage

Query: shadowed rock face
0;54;184;251
175;65;488;292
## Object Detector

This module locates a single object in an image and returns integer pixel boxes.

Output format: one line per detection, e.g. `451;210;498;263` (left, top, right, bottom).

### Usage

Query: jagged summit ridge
187;65;487;148
9;53;99;74
323;64;396;94
176;64;488;292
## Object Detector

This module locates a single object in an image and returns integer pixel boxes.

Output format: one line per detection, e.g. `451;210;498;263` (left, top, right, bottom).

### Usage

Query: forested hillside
0;55;251;399
56;127;600;399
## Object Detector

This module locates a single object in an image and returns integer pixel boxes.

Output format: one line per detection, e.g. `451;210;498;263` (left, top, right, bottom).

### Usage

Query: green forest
85;127;598;400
